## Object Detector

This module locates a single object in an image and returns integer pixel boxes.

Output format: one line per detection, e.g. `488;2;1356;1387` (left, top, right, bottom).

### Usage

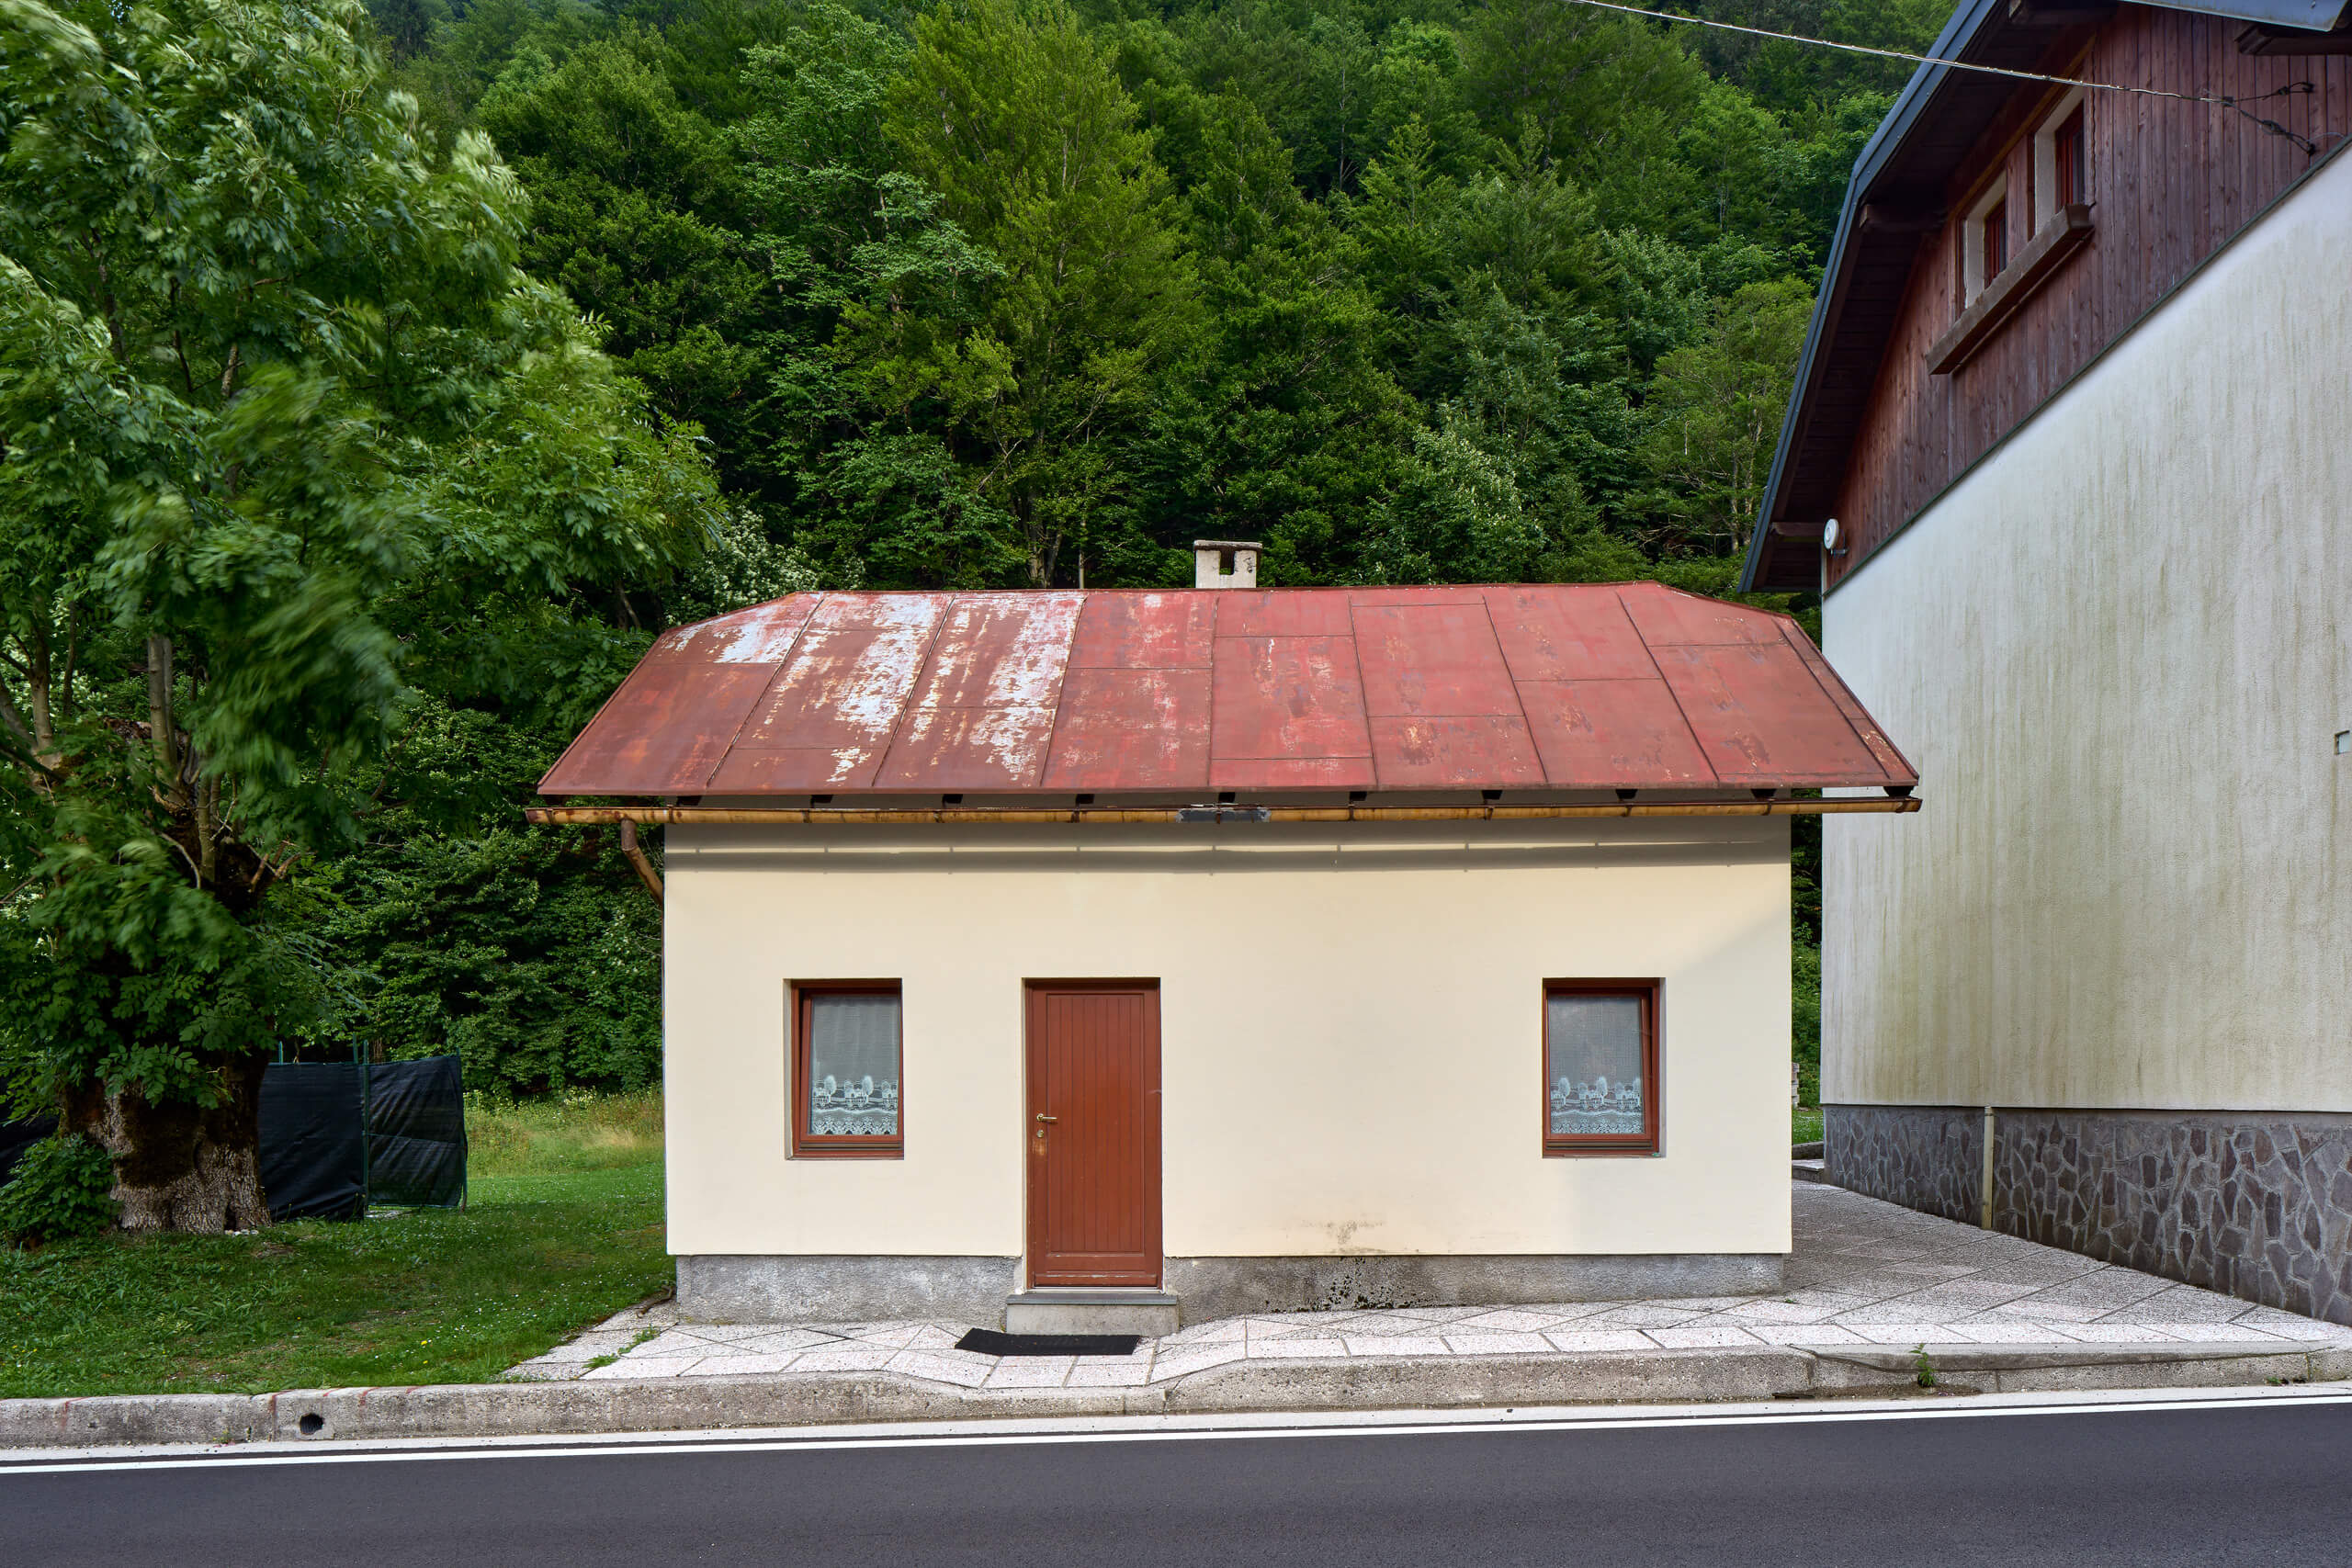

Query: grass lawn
0;1091;669;1400
1792;1108;1825;1145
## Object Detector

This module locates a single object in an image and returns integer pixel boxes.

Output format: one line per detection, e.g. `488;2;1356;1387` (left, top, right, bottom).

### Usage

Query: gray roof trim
2146;0;2347;29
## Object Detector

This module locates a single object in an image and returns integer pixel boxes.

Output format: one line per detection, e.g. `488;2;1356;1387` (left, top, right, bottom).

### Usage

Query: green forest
0;0;1929;1227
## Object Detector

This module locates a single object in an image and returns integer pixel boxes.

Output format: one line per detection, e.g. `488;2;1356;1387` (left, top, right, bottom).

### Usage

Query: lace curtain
807;993;900;1135
1547;993;1645;1137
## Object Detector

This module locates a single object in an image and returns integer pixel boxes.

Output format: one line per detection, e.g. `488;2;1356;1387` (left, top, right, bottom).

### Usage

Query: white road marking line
5;1383;2349;1475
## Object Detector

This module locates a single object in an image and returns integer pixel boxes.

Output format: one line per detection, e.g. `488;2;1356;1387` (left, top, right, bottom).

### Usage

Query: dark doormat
956;1328;1143;1358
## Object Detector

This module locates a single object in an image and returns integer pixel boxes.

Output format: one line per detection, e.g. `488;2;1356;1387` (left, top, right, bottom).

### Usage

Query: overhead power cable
1562;0;2322;154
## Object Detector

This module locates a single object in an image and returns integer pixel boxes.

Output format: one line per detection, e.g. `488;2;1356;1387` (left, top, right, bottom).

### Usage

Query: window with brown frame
791;983;903;1157
1980;196;2009;281
1959;175;2010;304
1543;982;1660;1156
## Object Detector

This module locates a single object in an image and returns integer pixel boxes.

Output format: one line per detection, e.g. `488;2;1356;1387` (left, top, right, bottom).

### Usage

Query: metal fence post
357;1044;371;1221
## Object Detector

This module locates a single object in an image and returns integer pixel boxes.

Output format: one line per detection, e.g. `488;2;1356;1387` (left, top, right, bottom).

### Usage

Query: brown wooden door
1025;982;1160;1287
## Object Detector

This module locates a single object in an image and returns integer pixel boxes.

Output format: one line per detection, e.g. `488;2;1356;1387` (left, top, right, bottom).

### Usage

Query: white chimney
1193;539;1261;590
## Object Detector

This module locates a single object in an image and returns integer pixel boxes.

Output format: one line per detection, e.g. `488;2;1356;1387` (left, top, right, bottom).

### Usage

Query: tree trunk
70;1052;272;1233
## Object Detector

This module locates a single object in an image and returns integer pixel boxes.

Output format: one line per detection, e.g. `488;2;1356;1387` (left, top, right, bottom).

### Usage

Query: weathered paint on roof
538;583;1918;798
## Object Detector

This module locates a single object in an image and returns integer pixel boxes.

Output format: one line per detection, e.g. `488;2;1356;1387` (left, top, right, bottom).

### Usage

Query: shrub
0;1136;119;1246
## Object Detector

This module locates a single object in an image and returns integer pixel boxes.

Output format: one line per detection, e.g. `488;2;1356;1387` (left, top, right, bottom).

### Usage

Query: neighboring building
535;558;1916;1330
1740;1;2352;1317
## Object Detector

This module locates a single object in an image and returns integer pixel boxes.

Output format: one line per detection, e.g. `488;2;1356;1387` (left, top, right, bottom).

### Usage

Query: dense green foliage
0;1134;117;1245
0;1093;668;1395
4;0;1915;1159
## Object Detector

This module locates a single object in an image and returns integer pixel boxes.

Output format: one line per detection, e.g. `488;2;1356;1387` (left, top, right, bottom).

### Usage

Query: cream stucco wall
662;818;1792;1262
1822;147;2352;1111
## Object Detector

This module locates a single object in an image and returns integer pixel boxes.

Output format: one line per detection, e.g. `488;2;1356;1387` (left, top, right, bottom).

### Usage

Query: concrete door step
1005;1289;1180;1337
1792;1158;1828;1184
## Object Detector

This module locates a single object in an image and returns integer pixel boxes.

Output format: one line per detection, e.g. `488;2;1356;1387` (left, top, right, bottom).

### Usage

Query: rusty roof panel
909;593;1082;709
1211;755;1376;790
707;746;884;793
537;658;778;795
1617;583;1787;647
541;585;1916;799
1352;604;1521;718
1069;592;1216;670
1371;716;1547;789
1482;586;1658;682
1346;586;1493;607
1211;636;1374;761
1517;680;1717;789
876;705;1059;790
1215;592;1354;638
1777;623;1920;785
736;594;945;753
1044;668;1213;790
1651;643;1892;784
661;593;821;664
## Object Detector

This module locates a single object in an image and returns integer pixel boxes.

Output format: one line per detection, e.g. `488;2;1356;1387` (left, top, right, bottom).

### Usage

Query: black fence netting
367;1055;467;1209
260;1063;366;1221
259;1055;466;1221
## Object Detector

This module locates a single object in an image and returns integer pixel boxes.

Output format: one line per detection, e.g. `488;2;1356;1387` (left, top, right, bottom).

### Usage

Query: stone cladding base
1826;1104;2352;1326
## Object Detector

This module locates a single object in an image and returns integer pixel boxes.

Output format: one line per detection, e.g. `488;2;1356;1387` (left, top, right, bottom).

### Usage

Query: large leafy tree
1634;276;1814;559
868;0;1198;588
476;36;777;502
729;2;1013;589
0;0;714;1231
1135;93;1418;583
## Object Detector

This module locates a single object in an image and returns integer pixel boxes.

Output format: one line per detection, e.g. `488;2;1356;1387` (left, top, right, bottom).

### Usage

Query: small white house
536;552;1917;1331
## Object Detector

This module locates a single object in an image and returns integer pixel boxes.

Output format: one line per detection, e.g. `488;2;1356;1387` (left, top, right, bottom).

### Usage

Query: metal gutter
527;798;1922;828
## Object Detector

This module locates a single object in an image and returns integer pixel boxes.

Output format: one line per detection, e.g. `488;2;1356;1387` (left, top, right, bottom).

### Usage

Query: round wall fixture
1822;517;1844;556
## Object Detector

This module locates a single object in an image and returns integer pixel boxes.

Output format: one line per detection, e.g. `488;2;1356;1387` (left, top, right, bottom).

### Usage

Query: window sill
1544;1145;1662;1158
1928;202;2094;375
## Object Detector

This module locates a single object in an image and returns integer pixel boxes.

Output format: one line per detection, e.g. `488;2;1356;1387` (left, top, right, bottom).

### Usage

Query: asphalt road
7;1395;2349;1566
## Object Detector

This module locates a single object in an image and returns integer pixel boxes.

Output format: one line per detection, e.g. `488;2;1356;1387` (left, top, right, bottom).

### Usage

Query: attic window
1963;177;2011;303
2033;89;2089;229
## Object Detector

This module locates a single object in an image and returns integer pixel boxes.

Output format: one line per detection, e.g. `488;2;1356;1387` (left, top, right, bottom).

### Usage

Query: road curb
6;1341;2346;1450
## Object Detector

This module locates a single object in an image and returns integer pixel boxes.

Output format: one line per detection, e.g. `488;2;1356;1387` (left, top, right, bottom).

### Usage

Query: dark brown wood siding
1829;6;2352;588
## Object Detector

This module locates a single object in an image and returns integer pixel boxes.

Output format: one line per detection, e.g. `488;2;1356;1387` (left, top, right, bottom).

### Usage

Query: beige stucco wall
1822;147;2352;1111
661;818;1792;1261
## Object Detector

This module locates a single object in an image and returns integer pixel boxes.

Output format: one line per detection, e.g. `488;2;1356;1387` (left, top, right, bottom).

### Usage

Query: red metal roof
538;584;1917;798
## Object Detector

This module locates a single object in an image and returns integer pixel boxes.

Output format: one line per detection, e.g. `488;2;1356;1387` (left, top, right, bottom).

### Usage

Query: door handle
1035;1113;1058;1123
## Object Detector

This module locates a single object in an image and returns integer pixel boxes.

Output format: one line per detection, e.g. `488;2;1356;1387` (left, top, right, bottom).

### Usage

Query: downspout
619;818;663;905
1980;1105;1996;1231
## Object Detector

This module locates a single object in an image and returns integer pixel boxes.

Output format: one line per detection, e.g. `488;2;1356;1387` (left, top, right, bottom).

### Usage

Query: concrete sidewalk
8;1184;2348;1450
511;1183;2350;1390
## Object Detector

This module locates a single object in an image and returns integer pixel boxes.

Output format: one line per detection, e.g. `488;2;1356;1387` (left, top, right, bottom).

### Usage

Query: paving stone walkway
510;1183;2352;1390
